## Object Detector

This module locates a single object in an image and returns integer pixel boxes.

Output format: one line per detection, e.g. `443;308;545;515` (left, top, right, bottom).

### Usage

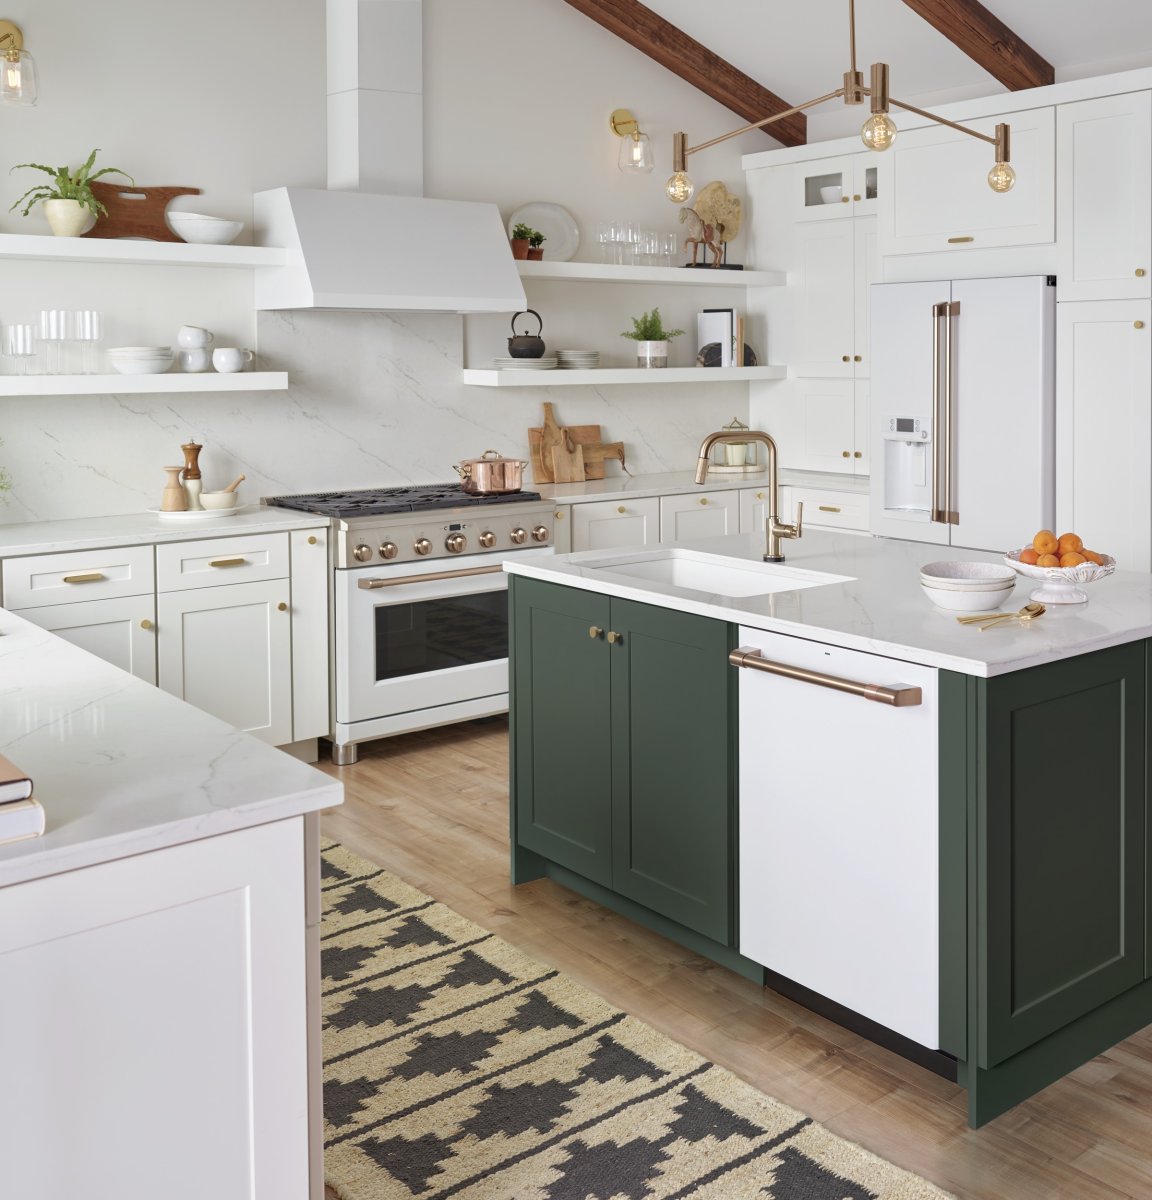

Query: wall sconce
611;108;653;174
0;21;37;106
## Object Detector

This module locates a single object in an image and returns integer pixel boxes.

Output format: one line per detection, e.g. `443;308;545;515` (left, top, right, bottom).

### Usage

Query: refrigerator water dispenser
882;418;931;515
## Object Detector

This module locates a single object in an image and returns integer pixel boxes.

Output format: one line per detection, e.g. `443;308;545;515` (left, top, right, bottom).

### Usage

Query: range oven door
335;555;540;726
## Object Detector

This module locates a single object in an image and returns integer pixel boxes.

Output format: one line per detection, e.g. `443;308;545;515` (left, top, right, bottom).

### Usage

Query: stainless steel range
265;485;555;764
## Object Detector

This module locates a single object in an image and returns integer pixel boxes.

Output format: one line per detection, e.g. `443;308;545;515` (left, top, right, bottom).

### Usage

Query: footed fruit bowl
1004;548;1116;604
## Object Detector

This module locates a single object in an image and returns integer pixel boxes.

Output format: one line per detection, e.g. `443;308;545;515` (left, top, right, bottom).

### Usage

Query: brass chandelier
666;0;1014;203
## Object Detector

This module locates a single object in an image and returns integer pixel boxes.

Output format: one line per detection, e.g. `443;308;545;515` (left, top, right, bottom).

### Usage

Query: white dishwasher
735;625;940;1049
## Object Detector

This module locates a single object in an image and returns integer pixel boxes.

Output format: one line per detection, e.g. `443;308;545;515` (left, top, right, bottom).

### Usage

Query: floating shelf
461;366;786;388
516;260;786;287
0;372;289;397
0;233;287;269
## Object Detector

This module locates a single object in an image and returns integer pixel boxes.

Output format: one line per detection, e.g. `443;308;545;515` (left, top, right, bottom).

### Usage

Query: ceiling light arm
888;97;997;148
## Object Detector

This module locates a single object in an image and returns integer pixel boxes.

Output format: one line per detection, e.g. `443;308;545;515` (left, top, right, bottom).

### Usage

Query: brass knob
478;531;496;549
840;195;850;203
278;602;288;612
606;630;623;645
1137;268;1146;277
554;510;565;520
756;492;764;500
617;505;626;514
510;528;528;544
854;451;863;458
414;537;433;555
379;541;399;560
531;525;549;542
853;355;862;362
445;533;467;553
842;450;850;458
140;618;154;631
699;497;708;506
588;626;603;639
1136;321;1146;329
841;355;850;362
353;544;373;562
307;535;318;545
853;193;861;201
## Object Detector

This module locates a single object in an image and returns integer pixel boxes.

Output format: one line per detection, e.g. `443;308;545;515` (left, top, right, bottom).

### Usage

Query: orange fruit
1082;549;1104;565
1060;551;1087;568
1057;532;1083;554
1037;553;1060;567
1033;529;1058;555
1019;548;1039;565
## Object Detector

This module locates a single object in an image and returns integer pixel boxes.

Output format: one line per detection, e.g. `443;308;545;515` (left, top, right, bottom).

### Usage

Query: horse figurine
679;206;724;266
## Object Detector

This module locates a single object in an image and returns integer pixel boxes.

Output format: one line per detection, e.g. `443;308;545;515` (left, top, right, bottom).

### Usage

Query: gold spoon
955;601;1042;625
977;601;1046;631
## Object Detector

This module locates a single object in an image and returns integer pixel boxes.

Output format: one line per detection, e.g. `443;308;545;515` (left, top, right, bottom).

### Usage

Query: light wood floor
318;718;1152;1200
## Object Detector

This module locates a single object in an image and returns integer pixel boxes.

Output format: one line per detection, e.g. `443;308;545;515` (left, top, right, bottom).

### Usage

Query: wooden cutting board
529;423;607;481
83;182;202;242
551;437;586;484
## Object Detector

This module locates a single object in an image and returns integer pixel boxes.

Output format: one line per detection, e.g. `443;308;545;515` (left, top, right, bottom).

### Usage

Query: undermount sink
579;549;853;598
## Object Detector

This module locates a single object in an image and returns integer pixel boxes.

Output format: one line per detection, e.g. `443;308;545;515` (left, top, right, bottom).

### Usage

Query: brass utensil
977;602;1046;631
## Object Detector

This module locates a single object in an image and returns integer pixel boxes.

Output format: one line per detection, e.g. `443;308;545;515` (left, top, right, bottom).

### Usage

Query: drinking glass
663;233;680;268
597;222;614;264
72;310;103;374
4;324;39;375
621;222;640;265
39;309;72;374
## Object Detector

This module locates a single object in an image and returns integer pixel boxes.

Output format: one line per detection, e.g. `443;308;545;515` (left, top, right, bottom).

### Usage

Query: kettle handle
509;309;543;337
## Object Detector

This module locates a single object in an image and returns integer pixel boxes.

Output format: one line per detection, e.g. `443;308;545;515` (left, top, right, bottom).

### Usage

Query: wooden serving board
529;424;607;482
83;182;202;242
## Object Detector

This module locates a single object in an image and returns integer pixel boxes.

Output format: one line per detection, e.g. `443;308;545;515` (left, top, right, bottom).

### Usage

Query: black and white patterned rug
321;842;952;1200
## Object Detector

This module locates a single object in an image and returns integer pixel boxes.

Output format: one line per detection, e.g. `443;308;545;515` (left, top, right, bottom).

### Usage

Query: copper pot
453;449;529;494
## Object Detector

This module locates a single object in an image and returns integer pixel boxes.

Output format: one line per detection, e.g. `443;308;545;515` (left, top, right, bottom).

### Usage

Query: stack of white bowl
920;561;1016;612
107;346;175;376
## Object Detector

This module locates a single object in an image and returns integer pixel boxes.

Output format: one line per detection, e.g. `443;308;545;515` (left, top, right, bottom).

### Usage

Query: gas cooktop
263;484;543;519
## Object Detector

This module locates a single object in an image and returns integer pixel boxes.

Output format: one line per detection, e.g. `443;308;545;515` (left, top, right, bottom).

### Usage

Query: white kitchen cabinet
787;485;869;533
2;544;154;609
1057;92;1152;302
550;505;572;554
156;531;290;591
795;154;879;221
157;578;294;746
1056;300;1152;571
882;106;1055;255
290;528;332;743
736;626;939;1046
739;486;775;534
759;379;869;475
659;490;739;542
13;594;158;685
570;498;659;552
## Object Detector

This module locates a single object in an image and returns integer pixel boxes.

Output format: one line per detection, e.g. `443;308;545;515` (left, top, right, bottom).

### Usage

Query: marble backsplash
0;310;751;524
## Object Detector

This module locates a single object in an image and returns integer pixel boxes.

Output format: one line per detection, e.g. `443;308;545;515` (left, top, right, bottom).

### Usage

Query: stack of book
0;753;44;846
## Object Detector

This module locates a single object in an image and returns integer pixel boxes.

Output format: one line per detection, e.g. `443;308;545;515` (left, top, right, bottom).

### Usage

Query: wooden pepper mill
181;441;203;511
160;466;187;512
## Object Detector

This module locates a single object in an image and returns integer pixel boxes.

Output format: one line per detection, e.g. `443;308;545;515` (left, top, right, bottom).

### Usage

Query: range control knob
478;531;497;549
379;541;399;560
510;527;528;545
445;533;467;554
531;525;550;543
414;537;433;556
352;543;373;563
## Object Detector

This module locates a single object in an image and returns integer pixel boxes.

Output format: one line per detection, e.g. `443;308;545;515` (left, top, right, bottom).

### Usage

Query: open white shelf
461;366;786;388
516;260;786;287
0;372;289;397
0;232;287;269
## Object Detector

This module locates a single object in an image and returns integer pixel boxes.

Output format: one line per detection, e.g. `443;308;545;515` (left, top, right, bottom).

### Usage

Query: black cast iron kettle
507;309;545;359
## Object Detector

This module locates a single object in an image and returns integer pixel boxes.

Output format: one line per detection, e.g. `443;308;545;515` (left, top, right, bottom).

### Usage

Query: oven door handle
357;564;505;589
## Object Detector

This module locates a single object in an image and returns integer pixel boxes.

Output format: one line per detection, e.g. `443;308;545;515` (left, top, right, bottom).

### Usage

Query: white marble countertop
0;506;330;559
505;529;1152;678
0;609;342;888
539;469;870;505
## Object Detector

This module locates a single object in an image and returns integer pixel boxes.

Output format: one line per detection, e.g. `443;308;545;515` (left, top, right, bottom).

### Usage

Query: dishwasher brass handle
62;572;106;584
209;557;248;568
729;647;922;707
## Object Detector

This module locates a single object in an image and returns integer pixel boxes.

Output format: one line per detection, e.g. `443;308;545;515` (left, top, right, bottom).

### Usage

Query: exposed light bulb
988;161;1016;193
619;131;654;174
665;171;694;204
860;112;897;152
0;50;37;105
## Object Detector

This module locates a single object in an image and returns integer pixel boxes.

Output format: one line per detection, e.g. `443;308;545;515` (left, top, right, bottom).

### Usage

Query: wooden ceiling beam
562;0;806;147
900;0;1054;91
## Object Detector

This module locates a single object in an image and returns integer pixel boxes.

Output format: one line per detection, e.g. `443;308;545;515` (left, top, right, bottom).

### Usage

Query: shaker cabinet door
659;491;739;542
570;498;659;553
13;594;157;684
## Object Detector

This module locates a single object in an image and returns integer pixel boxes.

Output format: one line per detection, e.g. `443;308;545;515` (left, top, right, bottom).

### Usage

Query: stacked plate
558;350;600;369
108;346;175;376
492;354;558;371
920;560;1016;613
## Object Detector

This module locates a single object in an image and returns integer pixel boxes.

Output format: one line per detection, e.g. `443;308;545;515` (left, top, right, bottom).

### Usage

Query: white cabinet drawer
570;498;659;552
156;533;290;592
659;491;739;542
787;487;868;532
2;546;154;609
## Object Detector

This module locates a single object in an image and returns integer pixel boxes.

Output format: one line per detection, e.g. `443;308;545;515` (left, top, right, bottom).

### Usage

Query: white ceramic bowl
820;185;843;204
110;356;173;375
921;581;1014;612
108;346;173;357
199;491;238;510
1003;548;1116;605
920;561;1017;589
167;212;244;245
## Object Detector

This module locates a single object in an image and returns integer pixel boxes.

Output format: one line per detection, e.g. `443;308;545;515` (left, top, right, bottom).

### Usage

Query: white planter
635;340;669;368
42;199;96;237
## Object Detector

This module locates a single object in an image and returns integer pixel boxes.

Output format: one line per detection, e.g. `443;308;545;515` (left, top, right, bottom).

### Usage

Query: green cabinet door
977;642;1146;1069
511;577;613;886
609;598;734;944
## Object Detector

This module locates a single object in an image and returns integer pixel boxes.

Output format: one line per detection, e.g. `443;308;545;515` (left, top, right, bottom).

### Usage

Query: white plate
148;506;242;521
508;202;580;262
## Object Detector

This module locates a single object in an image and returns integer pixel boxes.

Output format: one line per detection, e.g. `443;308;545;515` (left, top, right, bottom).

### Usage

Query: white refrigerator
869;275;1055;551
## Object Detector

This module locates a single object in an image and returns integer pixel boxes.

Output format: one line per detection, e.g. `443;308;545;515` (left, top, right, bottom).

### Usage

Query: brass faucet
694;430;803;562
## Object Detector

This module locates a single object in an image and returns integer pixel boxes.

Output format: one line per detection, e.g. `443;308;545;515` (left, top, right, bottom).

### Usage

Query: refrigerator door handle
944;301;960;525
931;302;948;524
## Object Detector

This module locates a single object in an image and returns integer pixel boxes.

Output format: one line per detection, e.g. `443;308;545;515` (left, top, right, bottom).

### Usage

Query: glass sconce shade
618;132;654;174
860;112;897;151
987;161;1016;193
665;171;694;204
0;49;37;105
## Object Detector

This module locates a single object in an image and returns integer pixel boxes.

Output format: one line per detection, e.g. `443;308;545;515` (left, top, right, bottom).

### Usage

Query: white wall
0;0;764;522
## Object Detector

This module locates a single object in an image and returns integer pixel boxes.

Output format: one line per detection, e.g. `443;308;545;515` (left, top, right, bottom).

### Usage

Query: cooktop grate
263;484;543;518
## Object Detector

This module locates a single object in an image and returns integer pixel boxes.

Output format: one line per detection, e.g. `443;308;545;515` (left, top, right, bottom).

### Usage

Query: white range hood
253;187;526;314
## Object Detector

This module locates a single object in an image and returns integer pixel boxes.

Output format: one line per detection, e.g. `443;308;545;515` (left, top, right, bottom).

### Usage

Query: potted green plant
620;307;685;368
526;229;547;261
9;148;133;237
509;221;534;260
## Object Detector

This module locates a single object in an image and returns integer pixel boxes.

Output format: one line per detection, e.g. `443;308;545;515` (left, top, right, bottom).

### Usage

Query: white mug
212;347;254;373
177;325;213;349
180;348;213;373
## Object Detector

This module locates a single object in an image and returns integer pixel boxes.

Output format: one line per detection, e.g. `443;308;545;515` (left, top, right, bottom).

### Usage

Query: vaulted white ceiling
641;0;1152;141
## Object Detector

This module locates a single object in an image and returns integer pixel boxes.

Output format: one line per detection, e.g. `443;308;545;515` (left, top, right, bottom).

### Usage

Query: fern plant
9;148;134;218
620;307;685;342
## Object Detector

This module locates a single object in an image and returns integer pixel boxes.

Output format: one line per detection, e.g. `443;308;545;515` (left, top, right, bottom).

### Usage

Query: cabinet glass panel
374;593;507;681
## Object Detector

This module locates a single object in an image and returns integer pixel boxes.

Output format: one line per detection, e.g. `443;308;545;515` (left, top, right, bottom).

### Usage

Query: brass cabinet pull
699;497;708;506
140;618;154;631
852;193;861;201
755;492;765;500
209;556;248;568
307;535;318;545
854;451;863;458
617;505;626;514
1137;269;1146;277
818;505;842;513
278;602;288;612
358;564;502;589
62;571;106;584
841;355;850;362
1136;321;1146;329
554;510;565;519
841;450;850;458
853;355;862;362
840;195;850;203
606;630;623;645
947;236;974;244
588;626;603;639
730;647;922;707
